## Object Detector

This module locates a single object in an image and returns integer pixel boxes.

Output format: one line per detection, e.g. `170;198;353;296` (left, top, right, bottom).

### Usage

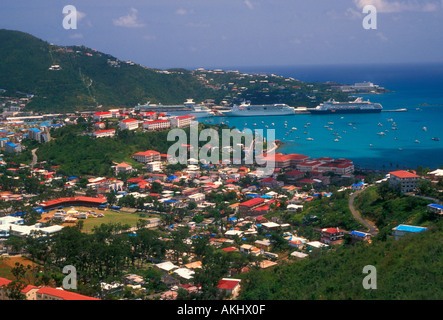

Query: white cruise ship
135;99;214;118
309;97;382;114
222;102;295;117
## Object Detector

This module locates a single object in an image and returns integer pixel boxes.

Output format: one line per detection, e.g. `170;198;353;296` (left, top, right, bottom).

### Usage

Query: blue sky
1;0;443;69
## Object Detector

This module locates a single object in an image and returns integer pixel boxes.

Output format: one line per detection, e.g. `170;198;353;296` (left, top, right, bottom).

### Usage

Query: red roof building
238;197;266;217
320;227;344;245
389;170;421;193
216;278;241;298
143;119;171;131
36;287;100;300
93;129;115;138
133;150;161;163
40;196;107;209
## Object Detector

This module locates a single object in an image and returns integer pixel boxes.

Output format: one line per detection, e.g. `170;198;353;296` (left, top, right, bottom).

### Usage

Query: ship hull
222;110;295;117
309;109;382;114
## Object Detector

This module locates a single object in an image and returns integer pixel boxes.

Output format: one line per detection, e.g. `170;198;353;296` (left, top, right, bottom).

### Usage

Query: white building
388;170;420;193
146;161;162;172
93;129;116;138
93;112;112;121
188;192;205;202
119;118;139;130
170;115;196;128
143;120;171;131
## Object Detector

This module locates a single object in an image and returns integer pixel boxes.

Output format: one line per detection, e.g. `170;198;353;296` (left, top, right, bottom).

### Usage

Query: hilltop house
388;170;420;193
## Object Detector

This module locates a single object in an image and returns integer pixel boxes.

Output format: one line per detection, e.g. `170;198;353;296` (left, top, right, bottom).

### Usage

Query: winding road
30;148;38;167
348;188;379;236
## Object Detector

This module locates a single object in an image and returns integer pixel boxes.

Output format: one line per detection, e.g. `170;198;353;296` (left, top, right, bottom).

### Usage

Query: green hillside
0;29;213;112
238;220;443;300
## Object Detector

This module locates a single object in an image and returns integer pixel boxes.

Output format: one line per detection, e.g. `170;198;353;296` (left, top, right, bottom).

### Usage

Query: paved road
348;188;379;236
30;148;38;167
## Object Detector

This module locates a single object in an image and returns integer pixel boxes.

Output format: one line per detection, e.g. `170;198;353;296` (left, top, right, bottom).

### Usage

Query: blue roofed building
5;142;22;153
427;203;443;218
392;224;428;240
349;230;372;243
0;138;9;148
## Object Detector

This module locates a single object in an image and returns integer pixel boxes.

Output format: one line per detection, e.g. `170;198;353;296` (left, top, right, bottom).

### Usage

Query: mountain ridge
0;29;213;112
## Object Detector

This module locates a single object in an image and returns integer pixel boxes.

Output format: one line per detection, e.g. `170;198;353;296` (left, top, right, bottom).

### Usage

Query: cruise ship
222;102;295;117
135;99;214;118
309;97;382;114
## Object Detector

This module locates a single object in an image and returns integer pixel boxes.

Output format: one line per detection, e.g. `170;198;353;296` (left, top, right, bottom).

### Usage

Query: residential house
113;162;133;175
216;278;241;298
427;203;443;218
320;227;344;245
349;230;372;243
133;150;161;163
389;170;420;193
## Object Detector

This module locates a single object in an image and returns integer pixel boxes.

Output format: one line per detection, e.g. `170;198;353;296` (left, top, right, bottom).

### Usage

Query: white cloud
345;7;363;19
113;8;145;28
76;11;86;21
175;8;195;15
377;32;389;41
175;8;188;15
244;0;254;10
354;0;441;13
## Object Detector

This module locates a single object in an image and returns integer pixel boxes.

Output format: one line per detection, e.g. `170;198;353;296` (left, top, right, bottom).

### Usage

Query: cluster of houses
92;109;196;138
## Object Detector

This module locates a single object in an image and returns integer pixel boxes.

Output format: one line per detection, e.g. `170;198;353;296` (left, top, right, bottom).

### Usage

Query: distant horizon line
3;28;443;73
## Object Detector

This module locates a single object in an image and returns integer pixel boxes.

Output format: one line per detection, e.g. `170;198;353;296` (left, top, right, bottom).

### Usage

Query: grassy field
0;255;38;281
41;207;159;234
79;210;157;233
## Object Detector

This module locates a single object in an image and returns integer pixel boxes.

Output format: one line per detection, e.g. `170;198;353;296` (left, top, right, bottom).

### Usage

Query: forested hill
0;29;213;112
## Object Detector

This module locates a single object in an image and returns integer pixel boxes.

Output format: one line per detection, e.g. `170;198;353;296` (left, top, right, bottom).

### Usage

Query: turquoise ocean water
202;63;443;170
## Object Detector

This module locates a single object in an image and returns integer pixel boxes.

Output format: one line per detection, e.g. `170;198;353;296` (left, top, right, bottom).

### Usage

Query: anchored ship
309;97;382;114
222;101;295;117
135;99;214;118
